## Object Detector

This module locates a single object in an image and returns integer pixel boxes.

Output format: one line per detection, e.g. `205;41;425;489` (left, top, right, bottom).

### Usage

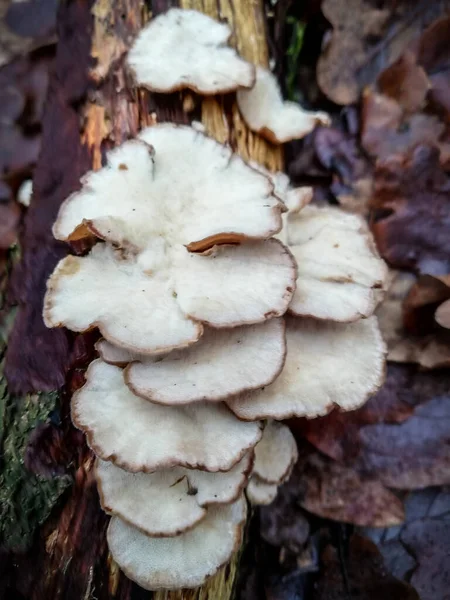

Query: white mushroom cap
107;496;247;590
43;244;202;355
173;240;296;327
44;241;295;355
127;9;255;94
436;299;450;329
125;319;286;405
246;477;278;506
95;338;151;367
72;360;262;472
228;316;386;420
17;179;32;207
96;452;252;537
249;161;313;214
287;206;388;322
53;127;284;254
237;67;330;144
253;421;298;484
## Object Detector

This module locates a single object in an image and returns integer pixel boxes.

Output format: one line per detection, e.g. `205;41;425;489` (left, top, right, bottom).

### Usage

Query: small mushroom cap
127;9;255;94
436;299;450;329
287;206;388;322
173;240;296;327
96;452;252;537
95;338;152;367
43;244;202;355
125;318;286;405
246;477;278;506
253;421;298;484
72;360;262;472
107;496;247;591
54;126;284;253
228;316;386;420
237;67;330;144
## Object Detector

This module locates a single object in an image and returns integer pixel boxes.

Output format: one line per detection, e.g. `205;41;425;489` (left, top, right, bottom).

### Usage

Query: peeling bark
1;0;281;598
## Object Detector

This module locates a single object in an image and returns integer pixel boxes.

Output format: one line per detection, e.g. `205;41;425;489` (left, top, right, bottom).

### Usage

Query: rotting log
1;0;282;598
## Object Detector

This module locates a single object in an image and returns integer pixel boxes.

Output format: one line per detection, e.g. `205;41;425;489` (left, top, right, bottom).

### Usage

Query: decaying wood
2;0;281;598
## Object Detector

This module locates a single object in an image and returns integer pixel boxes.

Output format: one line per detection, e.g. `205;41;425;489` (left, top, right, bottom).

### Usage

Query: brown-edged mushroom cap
43;244;202;355
287;206;388;322
107;496;246;590
44;240;295;354
246;477;278;506
96;452;252;537
53;125;283;256
253;421;298;484
125;318;286;405
95;338;152;367
127;9;255;94
228;316;386;420
72;360;262;472
237;67;330;144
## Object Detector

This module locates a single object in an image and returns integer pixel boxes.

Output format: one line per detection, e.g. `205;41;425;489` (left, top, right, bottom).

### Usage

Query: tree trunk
1;0;282;598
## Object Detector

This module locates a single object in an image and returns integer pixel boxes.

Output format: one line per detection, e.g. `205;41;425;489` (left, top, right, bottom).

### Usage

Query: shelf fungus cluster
43;7;388;593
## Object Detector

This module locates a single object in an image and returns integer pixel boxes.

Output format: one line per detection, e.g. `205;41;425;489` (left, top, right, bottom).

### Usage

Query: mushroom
246;478;278;506
127;9;255;94
228;316;386;420
53;126;285;254
95;338;150;367
436;300;450;329
125;318;286;405
286;205;388;322
252;421;298;485
72;359;262;472
237;67;331;144
245;421;297;506
44;241;295;355
107;496;246;591
95;452;252;537
45;126;296;354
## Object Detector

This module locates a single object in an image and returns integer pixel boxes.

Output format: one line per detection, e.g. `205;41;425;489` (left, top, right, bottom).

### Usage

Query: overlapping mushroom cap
108;497;247;591
44;125;296;354
96;452;252;536
246;421;298;506
72;360;262;472
237;67;331;144
127;9;255;94
286;205;388;322
228;316;386;420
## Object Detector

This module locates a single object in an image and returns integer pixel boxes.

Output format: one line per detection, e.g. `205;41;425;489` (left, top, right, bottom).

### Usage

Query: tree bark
1;0;282;598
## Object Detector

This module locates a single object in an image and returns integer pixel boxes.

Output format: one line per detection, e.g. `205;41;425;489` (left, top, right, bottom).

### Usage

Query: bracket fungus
72;360;262;473
246;421;298;506
127;9;255;94
107;497;247;591
287;206;389;322
45;125;296;354
237;67;331;144
96;452;252;537
42;7;389;592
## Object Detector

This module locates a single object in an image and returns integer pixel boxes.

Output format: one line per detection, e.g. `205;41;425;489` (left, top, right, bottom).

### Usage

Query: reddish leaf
371;145;450;275
290;442;404;527
313;533;420;600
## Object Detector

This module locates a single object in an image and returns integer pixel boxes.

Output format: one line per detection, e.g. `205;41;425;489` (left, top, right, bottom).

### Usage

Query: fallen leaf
417;16;450;118
295;365;450;489
317;0;450;105
371;144;450;275
377;271;450;369
313;533;420;600
292;442;404;527
364;486;450;600
361;91;444;160
377;50;430;113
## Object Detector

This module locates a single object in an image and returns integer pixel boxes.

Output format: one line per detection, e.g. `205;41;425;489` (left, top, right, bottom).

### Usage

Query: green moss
286;16;305;101
0;246;71;552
